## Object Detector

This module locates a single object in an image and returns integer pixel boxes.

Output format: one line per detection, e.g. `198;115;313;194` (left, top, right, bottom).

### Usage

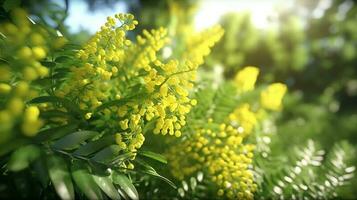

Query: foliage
128;0;357;198
165;66;286;199
209;12;308;79
0;1;356;199
0;6;223;199
255;140;355;199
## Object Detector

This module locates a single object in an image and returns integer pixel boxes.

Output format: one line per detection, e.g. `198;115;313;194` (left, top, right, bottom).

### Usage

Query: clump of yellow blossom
260;83;288;111
21;106;44;137
55;12;223;165
234;66;259;92
0;8;62;142
167;66;287;199
229;103;257;136
167;120;257;200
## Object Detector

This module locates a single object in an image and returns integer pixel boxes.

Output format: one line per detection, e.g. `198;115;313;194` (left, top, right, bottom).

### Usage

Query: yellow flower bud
111;66;118;73
85;112;92;119
115;133;122;144
0;66;11;81
174;131;181;137
7;98;24;116
119;119;129;130
127;163;134;169
0;83;11;94
260;83;287;111
160;84;168;97
17;46;32;59
3;23;18;34
35;65;49;77
234;66;259;92
32;46;46;60
119;142;127;149
0;110;12;126
24;106;40;122
190;99;197;106
30;33;44;45
15;81;29;96
23;66;38;81
217;189;224;196
117;106;128;117
21;120;43;137
124;40;131;46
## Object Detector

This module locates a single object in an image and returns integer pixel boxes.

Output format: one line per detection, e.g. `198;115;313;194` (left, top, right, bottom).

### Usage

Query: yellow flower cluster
229;103;257;136
234;66;259;92
138;26;223;136
260;83;287;111
167;121;257;199
0;9;64;142
183;26;224;69
168;0;198;37
56;13;223;160
167;67;287;199
21;106;44;136
58;13;139;109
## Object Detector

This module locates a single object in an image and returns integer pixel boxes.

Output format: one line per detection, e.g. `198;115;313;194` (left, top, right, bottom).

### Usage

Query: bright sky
194;0;294;30
65;0;127;33
65;0;296;33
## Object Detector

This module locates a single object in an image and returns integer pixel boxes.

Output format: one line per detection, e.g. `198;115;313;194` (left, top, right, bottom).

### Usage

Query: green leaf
113;172;139;200
137;150;167;164
34;123;78;143
52;72;67;79
33;158;50;187
93;175;121;200
40;61;56;68
40;110;72;119
32;77;52;86
54;68;71;74
29;96;82;116
95;92;147;112
2;0;21;11
118;188;130;200
91;145;122;163
55;55;71;63
110;152;135;165
88;162;110;176
134;158;176;189
53;130;98;150
74;135;115;156
95;98;131;112
0;139;28;156
47;156;74;200
143;168;177;189
7;145;40;171
71;161;103;200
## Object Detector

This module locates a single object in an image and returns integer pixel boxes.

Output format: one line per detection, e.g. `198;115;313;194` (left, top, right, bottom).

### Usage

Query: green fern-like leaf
175;172;209;200
255;140;355;199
